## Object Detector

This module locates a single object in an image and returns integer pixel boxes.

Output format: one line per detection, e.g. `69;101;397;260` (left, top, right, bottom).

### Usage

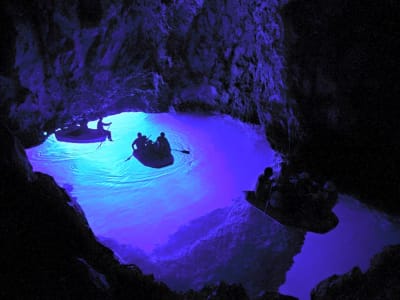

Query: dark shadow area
281;0;400;213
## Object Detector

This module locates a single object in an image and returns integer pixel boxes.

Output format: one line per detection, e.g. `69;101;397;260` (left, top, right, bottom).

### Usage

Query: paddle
96;140;105;150
124;134;151;162
124;153;134;162
172;149;190;154
96;125;111;150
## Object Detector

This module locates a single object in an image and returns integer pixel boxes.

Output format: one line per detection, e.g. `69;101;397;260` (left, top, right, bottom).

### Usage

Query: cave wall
169;0;289;125
0;124;181;299
1;0;174;145
2;1;400;297
1;0;290;146
280;0;400;213
1;0;399;210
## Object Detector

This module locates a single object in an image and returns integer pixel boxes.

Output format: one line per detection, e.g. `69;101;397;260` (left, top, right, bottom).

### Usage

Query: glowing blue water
280;194;400;299
26;112;400;299
27;112;276;252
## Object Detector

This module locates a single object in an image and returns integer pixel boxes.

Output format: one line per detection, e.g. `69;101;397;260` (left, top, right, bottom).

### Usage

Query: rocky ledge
0;124;179;299
311;245;400;299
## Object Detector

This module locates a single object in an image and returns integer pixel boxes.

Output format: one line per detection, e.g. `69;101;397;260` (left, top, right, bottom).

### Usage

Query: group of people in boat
132;131;171;157
253;163;338;215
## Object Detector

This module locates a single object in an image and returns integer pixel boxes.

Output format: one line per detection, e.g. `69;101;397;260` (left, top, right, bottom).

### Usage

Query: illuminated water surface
27;112;400;299
27;112;276;252
280;194;400;299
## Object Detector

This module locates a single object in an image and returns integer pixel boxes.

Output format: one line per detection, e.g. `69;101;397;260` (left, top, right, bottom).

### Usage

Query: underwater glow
27;112;275;252
26;112;400;298
280;194;400;299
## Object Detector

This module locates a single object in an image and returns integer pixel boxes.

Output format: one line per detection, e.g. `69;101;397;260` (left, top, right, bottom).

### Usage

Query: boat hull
55;127;107;143
133;148;174;168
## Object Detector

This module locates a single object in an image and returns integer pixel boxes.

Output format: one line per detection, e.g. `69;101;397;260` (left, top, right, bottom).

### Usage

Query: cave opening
2;0;400;298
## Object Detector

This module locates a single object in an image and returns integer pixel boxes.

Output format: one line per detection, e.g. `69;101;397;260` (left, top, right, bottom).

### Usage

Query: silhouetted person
97;117;112;141
255;167;274;202
156;132;171;156
132;132;147;152
79;117;89;130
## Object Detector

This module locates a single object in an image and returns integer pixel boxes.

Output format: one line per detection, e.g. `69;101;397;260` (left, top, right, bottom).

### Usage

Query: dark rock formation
1;0;174;146
311;245;400;299
1;0;288;146
1;0;397;215
184;282;249;300
257;291;298;300
1;123;301;299
0;124;180;299
279;0;400;213
1;0;399;297
170;0;287;125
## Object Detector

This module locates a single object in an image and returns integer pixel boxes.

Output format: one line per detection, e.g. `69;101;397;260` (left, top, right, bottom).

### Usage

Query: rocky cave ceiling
1;0;399;212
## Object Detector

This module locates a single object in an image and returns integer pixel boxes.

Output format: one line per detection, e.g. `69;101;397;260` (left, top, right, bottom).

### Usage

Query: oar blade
172;148;190;154
124;154;133;161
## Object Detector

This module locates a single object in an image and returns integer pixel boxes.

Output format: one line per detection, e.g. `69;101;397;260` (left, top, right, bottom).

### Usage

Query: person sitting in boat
255;167;274;203
79;117;89;130
132;132;148;152
97;117;113;141
156;132;171;156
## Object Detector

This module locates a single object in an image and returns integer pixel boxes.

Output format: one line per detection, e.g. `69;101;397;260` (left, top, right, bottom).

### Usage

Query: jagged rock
183;281;249;300
0;124;180;299
3;122;290;300
0;123;36;182
1;0;399;214
311;245;400;299
256;291;298;300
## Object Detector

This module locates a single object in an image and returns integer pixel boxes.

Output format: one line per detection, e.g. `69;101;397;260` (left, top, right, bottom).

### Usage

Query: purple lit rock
0;125;180;299
311;245;400;299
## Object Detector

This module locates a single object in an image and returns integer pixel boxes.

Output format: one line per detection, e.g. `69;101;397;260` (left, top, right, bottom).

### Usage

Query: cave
1;1;400;299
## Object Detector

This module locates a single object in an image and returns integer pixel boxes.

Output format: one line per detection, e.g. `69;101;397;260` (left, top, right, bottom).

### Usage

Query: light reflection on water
280;194;400;299
26;112;400;299
27;112;275;252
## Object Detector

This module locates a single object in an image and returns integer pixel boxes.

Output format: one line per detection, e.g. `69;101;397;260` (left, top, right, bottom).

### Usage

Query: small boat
133;146;174;168
245;190;338;234
55;126;107;143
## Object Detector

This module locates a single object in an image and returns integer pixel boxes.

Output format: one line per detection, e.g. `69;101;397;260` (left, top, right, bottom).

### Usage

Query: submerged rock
126;197;306;298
